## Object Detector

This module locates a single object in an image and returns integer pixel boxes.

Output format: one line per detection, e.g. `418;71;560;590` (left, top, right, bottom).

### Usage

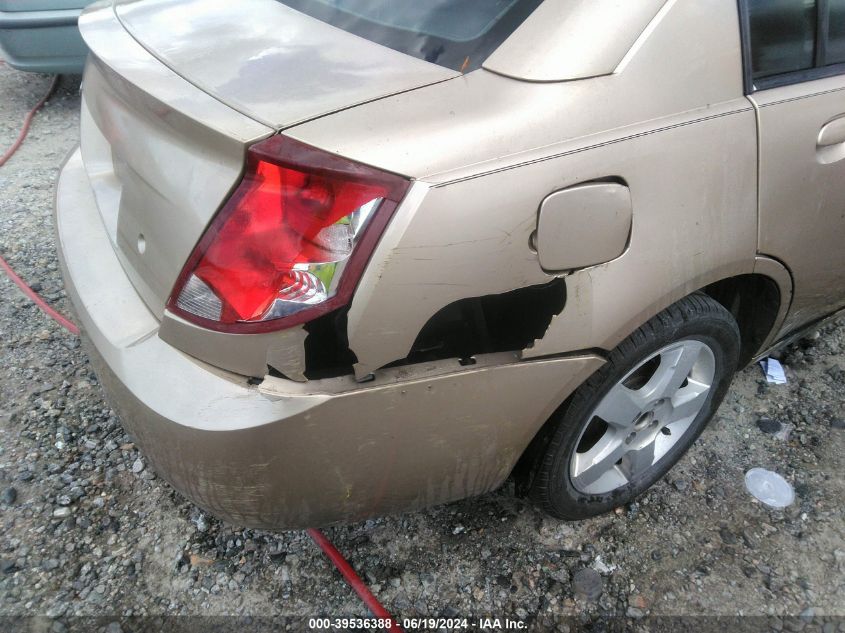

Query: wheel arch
701;262;792;367
513;262;792;490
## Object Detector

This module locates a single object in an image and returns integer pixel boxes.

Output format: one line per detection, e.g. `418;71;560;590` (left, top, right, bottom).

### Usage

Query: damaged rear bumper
56;147;604;529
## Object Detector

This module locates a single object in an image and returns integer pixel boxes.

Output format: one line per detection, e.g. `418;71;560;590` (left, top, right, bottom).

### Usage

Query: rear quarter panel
285;0;761;375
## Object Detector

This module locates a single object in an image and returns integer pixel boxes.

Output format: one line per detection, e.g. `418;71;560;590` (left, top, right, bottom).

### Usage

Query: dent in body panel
266;329;309;382
347;177;552;378
523;271;595;358
401;280;567;366
159;311;309;380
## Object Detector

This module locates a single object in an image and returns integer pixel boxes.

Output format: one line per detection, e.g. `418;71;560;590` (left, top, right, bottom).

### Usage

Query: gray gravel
1;63;844;629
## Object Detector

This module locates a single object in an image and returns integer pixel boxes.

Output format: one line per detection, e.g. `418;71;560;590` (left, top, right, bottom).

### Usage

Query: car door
743;0;845;333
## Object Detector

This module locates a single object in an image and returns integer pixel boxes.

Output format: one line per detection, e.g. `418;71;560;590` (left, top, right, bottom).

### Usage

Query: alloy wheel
569;339;716;495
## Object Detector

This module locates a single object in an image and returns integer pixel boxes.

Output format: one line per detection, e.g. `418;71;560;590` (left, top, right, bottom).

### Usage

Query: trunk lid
112;0;458;129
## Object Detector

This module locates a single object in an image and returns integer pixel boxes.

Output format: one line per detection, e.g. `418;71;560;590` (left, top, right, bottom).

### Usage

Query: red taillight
167;136;409;332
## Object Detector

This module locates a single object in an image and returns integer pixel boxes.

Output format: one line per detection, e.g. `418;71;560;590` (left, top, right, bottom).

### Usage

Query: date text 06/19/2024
405;619;527;630
308;617;527;630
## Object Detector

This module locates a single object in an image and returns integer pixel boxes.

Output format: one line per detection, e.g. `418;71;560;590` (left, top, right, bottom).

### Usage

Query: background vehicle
55;0;845;528
0;0;88;74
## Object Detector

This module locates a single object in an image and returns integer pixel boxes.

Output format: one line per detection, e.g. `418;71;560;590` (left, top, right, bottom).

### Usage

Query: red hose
0;74;60;168
0;254;79;335
307;528;403;631
0;73;75;333
0;68;399;628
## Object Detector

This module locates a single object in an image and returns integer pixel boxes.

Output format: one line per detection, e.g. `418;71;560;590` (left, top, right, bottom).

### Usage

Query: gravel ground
1;64;844;632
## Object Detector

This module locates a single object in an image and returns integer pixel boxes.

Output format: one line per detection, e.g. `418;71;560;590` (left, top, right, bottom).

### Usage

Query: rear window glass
276;0;542;72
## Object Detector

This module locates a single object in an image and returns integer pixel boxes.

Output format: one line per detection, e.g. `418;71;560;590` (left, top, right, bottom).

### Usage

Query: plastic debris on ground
759;357;787;384
744;468;795;508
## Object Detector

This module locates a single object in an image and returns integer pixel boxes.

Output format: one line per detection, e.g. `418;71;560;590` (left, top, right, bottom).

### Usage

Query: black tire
530;292;740;520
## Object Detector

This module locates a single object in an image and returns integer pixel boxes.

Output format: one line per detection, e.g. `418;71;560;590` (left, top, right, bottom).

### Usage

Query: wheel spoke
572;434;629;489
620;440;656;479
593;383;644;428
643;343;702;401
668;381;710;423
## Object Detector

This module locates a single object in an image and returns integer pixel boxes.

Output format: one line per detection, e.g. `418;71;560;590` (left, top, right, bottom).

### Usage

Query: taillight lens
167;136;409;332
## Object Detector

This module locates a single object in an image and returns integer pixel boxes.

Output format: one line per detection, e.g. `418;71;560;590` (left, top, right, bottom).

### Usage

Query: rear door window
276;0;542;72
828;0;845;64
747;0;818;79
744;0;845;89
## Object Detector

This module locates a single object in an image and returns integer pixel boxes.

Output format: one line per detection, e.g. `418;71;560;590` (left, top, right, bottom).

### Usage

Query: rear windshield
276;0;543;72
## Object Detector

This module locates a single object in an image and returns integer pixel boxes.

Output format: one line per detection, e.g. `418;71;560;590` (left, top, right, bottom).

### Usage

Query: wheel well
701;274;781;367
512;274;783;493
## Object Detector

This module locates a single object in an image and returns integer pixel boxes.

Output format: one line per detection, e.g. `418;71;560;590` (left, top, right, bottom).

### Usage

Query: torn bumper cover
56;148;604;529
